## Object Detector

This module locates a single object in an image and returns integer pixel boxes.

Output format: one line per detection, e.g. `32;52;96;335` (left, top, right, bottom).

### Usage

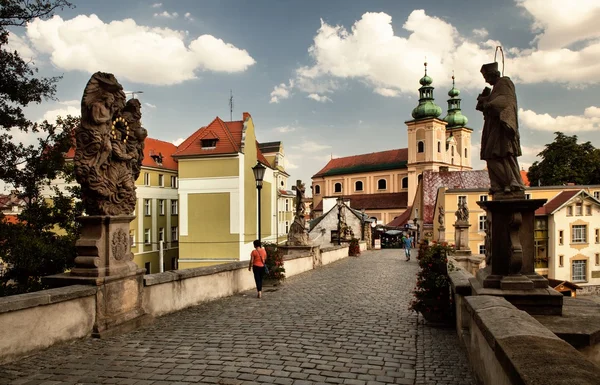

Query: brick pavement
0;248;475;385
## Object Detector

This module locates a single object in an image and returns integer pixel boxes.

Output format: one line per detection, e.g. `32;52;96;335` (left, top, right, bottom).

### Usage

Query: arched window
378;179;387;190
285;221;289;233
451;146;455;156
402;177;409;189
314;185;321;195
464;148;468;158
418;174;423;183
417;141;425;153
437;141;441;153
334;183;342;193
355;181;363;191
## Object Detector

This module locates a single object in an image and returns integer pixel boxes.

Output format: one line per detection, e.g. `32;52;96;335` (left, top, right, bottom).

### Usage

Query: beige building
312;66;472;224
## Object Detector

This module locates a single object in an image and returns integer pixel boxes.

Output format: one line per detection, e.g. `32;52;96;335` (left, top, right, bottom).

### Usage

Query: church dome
411;62;442;120
443;75;468;128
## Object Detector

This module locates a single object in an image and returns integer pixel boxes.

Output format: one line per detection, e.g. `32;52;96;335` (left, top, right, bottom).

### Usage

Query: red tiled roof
535;190;580;216
521;170;530;187
422;170;490;225
174;117;242;157
386;206;412;227
313;149;408;178
256;141;271;168
65;137;178;171
314;192;408;212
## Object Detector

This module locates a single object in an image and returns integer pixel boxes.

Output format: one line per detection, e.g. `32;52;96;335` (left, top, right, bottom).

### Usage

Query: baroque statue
456;201;469;222
438;206;445;227
477;62;525;199
75;72;147;216
287;180;309;246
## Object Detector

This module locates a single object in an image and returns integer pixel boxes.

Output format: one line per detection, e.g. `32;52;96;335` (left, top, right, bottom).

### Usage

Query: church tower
443;75;473;170
405;62;448;205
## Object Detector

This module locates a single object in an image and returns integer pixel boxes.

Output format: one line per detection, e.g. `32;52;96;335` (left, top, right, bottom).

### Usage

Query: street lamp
413;217;419;244
252;162;267;242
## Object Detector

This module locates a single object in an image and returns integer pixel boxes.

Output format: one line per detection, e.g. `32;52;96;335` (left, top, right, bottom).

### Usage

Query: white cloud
184;12;194;21
472;28;488;38
144;102;157;109
172;138;184;146
274;126;296;133
291;141;332;153
269;80;294;103
39;104;80;124
374;87;399;97
5;32;36;62
151;3;162;8
26;15;256;86
519;106;600;132
307;93;332;103
285;160;299;170
154;11;178;19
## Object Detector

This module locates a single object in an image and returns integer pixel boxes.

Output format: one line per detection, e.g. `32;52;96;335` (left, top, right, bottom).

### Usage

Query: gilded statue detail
75;72;147;216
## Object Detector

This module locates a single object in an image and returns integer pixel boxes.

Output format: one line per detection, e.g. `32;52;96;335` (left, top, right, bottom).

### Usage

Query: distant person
404;234;413;261
248;239;267;299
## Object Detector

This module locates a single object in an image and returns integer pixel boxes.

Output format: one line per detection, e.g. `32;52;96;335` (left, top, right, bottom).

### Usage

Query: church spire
411;62;442;120
443;73;468;129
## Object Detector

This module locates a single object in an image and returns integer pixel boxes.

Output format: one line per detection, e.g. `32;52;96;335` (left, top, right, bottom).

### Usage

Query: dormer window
201;139;218;148
149;150;163;166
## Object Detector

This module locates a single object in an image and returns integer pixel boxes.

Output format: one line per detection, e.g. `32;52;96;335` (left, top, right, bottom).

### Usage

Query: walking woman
248;239;267;298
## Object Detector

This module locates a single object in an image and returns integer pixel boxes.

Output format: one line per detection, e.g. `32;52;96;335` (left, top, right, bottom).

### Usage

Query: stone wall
578;285;600;296
0;245;350;363
449;255;484;277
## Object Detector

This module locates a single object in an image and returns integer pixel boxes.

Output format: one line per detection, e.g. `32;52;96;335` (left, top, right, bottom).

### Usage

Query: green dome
411;62;442;120
443;75;468;128
420;75;433;86
448;87;460;97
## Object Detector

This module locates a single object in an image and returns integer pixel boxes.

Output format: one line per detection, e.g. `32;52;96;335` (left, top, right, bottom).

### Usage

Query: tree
0;0;80;296
527;132;600;187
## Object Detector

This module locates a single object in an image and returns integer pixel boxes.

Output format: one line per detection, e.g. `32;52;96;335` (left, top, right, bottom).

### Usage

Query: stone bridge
0;249;474;385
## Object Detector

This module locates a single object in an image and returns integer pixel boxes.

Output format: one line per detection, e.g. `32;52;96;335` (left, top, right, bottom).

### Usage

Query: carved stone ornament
75;72;147;216
111;228;130;261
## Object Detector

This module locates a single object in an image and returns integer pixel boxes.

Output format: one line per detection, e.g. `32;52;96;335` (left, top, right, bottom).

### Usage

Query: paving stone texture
0;248;475;384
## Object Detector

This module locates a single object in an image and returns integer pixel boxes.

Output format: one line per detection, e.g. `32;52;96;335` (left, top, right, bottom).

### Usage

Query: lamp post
413;217;419;245
252;162;266;242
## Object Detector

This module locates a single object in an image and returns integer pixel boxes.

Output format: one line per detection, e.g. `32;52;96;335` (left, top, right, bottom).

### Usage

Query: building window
144;172;150;186
451;146;454;156
355;181;363;191
314;185;321;195
171;175;177;188
334;183;342;193
525;193;531;200
171;226;178;242
464;148;468;158
417;141;425;153
144;199;151;216
572;225;587;243
285;199;289;211
479;215;487;231
158;174;164;187
159;199;165;215
596;253;599;266
572;260;587;282
559;230;564;245
402;177;408;189
567;206;573;216
479;245;485;254
559;255;564;267
458;196;467;205
594;192;600;200
575;202;583;216
144;262;151;274
201;138;218;148
285;221;289;233
378;179;387;190
437;141;441;153
596;228;599;243
585;205;592;215
144;229;151;245
479;195;488;202
159;227;165;242
171;200;178;215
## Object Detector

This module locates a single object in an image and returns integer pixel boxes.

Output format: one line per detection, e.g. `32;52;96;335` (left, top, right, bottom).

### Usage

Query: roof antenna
229;89;234;121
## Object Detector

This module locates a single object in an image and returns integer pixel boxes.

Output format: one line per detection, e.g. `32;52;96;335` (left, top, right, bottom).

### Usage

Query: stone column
438;225;446;243
453;221;471;256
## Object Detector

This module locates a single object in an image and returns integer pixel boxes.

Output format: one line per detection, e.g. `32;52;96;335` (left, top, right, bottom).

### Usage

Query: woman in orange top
248;239;267;298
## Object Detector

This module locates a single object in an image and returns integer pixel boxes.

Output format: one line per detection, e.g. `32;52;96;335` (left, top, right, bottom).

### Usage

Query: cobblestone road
0;249;474;385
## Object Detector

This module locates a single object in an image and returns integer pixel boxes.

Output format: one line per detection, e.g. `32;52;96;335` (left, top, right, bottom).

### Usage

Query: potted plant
349;238;361;256
409;240;455;324
262;242;286;285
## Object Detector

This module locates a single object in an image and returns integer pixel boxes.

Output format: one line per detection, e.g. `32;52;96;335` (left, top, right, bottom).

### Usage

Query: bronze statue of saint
477;62;525;198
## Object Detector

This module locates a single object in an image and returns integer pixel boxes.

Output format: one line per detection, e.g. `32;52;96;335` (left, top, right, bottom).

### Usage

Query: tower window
314;185;321;195
464;148;468;158
437;141;441;153
334;183;342;193
377;179;387;190
402;177;408;189
417;141;425;153
451;146;455;156
355;181;363;191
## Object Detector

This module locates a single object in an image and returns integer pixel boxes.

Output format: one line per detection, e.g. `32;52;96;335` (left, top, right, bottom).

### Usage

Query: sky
5;0;600;194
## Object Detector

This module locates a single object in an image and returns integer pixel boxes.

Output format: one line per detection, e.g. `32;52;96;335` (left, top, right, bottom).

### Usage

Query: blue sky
7;0;600;193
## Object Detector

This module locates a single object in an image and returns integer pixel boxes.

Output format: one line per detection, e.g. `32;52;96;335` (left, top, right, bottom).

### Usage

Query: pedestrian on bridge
403;234;414;261
249;240;267;299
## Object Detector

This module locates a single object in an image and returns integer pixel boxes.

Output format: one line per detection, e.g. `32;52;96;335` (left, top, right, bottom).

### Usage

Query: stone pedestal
43;215;151;337
287;219;309;246
453;222;471;256
470;199;563;315
438;225;446;243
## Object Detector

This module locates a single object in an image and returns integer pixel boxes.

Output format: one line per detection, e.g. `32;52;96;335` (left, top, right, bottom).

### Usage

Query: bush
409;240;455;324
349;238;361;256
263;243;286;283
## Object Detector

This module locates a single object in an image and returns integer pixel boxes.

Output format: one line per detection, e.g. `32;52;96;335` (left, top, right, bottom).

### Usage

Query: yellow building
312;65;472;225
172;112;279;268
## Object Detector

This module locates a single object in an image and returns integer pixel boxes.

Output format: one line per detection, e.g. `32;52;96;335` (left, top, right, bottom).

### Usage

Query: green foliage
0;1;79;296
409;241;455;324
262;243;286;283
527;132;600;186
348;238;360;256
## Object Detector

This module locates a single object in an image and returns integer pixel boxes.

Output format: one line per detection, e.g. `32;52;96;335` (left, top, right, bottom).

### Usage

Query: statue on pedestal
287;180;309;246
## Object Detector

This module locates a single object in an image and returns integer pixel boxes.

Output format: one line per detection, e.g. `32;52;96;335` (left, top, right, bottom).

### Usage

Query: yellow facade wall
179;158;239;179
